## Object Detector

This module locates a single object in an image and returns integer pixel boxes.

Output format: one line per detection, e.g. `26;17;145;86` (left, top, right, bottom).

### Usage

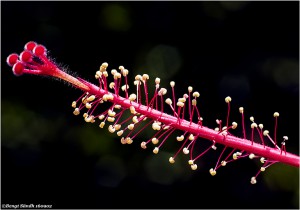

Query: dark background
1;1;299;209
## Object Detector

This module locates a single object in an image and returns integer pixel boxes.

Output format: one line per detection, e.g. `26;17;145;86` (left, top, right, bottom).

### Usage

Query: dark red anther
19;50;32;62
12;62;24;76
33;45;46;56
6;53;19;67
24;41;37;51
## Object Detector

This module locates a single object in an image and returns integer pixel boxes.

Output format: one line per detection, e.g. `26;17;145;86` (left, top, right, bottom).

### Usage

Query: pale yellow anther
142;74;149;81
122;69;129;77
214;127;220;132
120;137;126;144
259;124;263;129
189;134;195;141
260;167;266;172
115;72;122;79
72;101;77;108
95;71;102;79
249;153;255;159
209;168;216;176
109;82;115;89
188;160;194;165
211;145;217;150
153;147;159;154
103;71;108;77
119;66;124;71
176;135;184;141
170;81;175;87
121;84;129;91
158;88;167;96
155;77;161;84
98;115;105;120
108;125;115;133
251;123;257;129
99;122;105;128
263;130;269;136
250;177;257;184
128;124;134;130
126;137;133;144
87;95;95;102
232;122;238;129
152;122;161;131
183;94;189;99
193;91;200;98
273;112;279;117
239;107;244;113
129;106;136;114
114;124;121;130
178;98;186;103
73;108;80;115
188;86;193;92
117;130;124;136
114;105;121;109
85;116;93;123
111;69;117;75
101;62;108;69
169;157;175;164
250;116;254;122
134;80;140;86
260;157;265;163
103;94;114;101
191;164;198;170
233;153;238;160
129;93;137;101
108;110;116;117
191;99;197;106
85;103;92;109
177;101;184;107
141;141;147;149
165;98;172;105
283;136;288;141
222;126;227;131
151;138;159;144
132;116;138;123
216;119;220;124
135;75;142;81
225;96;232;103
183;147;189;154
83;113;88;118
107;117;115;122
221;161;227;166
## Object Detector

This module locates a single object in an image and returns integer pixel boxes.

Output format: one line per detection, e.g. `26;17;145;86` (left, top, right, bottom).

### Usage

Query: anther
99;122;105;128
239;107;244;113
183;147;189;154
209;168;217;176
225;96;231;103
191;164;197;170
193;92;200;98
176;135;184;141
250;177;257;184
188;160;194;165
188;86;193;92
153;147;159;154
273;112;279;117
221;161;227;166
249;153;255;159
141;142;147;149
170;81;175;87
151;138;159;144
169;157;175;164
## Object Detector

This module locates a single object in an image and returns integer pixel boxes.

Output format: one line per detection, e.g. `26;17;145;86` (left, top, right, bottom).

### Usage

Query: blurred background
1;1;299;209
